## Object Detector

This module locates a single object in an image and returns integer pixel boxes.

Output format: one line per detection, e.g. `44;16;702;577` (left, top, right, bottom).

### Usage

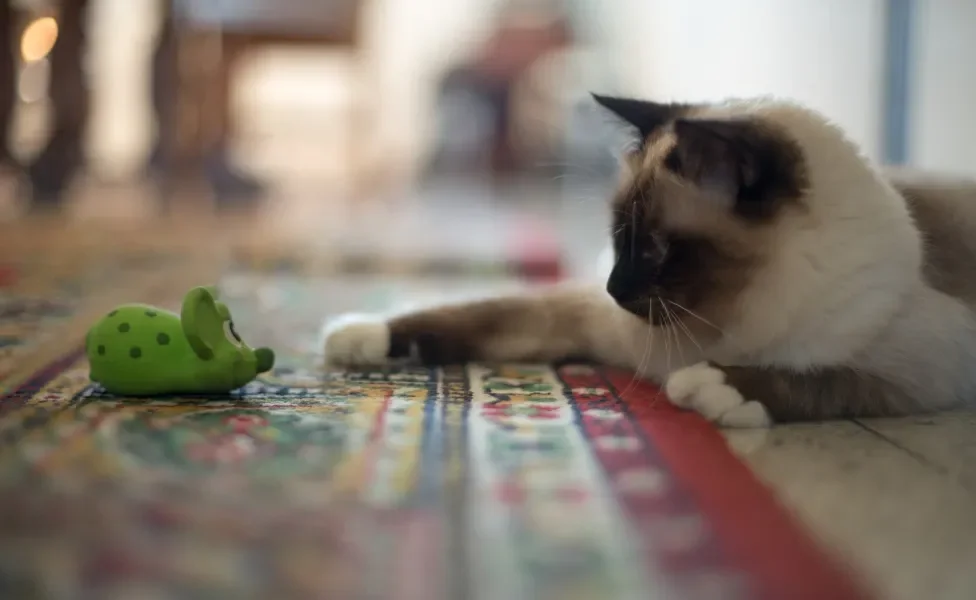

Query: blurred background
0;0;972;213
0;0;973;271
3;4;976;599
0;0;976;214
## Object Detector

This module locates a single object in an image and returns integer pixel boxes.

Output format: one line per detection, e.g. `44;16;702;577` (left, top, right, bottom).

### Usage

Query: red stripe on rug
602;368;872;600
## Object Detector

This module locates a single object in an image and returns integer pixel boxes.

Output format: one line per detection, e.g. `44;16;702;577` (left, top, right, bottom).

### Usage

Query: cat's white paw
322;314;391;366
665;362;771;428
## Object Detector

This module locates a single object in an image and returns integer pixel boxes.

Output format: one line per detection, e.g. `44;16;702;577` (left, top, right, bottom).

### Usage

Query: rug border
601;368;873;600
2;349;872;599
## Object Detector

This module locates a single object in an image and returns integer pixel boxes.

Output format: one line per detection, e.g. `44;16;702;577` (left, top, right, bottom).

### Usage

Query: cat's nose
606;279;627;303
607;275;652;320
606;267;639;304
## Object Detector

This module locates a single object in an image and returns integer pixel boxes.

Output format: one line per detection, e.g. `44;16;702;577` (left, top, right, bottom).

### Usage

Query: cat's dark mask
593;94;810;323
593;93;809;221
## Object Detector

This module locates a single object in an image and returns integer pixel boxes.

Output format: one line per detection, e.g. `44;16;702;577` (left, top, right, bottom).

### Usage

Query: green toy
85;286;275;396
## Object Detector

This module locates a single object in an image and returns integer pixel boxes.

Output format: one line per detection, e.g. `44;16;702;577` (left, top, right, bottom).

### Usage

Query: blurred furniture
432;4;572;177
170;0;374;191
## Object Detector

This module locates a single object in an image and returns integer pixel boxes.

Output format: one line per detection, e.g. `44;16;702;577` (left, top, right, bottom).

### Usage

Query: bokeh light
20;17;59;63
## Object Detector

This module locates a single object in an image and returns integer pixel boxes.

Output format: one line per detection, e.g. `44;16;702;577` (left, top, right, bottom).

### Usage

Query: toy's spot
157;332;170;345
118;323;130;333
146;310;157;317
97;345;106;356
129;347;142;359
108;310;118;317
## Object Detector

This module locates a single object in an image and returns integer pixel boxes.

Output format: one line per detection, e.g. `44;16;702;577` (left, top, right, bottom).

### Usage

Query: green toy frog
85;286;275;396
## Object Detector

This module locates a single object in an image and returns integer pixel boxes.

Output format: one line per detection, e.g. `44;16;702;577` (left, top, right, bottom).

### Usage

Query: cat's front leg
665;362;924;426
322;284;622;367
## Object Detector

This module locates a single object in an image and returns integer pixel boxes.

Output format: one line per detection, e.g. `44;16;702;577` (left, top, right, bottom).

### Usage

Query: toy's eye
223;320;243;347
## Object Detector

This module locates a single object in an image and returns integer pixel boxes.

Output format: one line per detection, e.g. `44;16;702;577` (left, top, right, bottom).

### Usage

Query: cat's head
595;94;923;363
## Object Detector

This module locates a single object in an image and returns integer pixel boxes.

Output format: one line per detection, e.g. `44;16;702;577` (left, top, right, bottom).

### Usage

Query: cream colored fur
324;98;976;426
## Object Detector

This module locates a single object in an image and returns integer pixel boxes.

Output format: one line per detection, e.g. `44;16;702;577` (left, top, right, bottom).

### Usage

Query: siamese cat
323;95;976;427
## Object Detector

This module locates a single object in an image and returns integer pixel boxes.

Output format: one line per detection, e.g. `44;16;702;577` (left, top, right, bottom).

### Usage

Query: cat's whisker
663;302;686;368
678;320;705;357
620;297;655;399
536;161;604;179
564;193;598;208
665;299;750;356
666;300;727;337
629;204;638;263
562;188;608;207
667;300;705;356
657;297;673;374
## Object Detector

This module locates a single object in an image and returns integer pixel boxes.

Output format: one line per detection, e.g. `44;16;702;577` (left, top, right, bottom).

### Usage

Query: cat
322;94;976;427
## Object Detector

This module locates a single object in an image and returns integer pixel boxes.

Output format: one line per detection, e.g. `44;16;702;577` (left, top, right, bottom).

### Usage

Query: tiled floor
726;416;976;600
4;172;976;599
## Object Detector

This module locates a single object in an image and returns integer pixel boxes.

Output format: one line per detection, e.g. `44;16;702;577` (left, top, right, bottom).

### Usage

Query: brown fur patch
717;363;930;421
386;288;602;365
888;168;976;304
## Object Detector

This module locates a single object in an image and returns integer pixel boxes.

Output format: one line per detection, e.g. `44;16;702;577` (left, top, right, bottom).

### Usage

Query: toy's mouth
254;347;275;373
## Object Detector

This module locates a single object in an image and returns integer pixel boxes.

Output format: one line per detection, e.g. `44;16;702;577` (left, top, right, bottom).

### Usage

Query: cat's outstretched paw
665;362;771;428
322;314;391;367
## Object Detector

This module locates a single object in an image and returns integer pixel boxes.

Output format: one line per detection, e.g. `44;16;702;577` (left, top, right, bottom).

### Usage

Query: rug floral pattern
0;272;865;599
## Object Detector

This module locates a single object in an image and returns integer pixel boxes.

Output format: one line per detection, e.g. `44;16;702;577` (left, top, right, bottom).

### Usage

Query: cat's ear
666;118;807;219
592;94;686;144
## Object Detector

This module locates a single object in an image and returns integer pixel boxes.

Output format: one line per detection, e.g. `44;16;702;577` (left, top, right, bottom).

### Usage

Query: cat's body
323;96;976;427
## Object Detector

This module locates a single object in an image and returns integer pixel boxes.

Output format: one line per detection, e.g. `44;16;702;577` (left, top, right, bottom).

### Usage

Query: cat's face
597;94;925;366
598;95;810;328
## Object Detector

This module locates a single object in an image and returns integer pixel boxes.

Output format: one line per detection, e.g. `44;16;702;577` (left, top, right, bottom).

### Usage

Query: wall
612;0;887;161
910;0;976;176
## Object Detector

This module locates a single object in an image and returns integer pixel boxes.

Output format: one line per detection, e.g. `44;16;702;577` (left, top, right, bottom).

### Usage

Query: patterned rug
0;223;868;599
0;267;869;599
